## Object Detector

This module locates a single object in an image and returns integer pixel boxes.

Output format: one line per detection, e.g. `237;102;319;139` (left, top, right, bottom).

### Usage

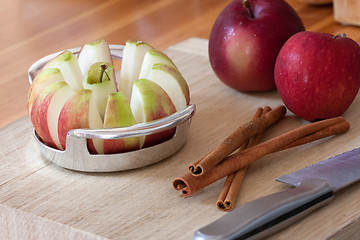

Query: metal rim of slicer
27;44;196;172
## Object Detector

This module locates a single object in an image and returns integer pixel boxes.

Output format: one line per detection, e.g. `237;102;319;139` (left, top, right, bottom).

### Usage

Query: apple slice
83;62;117;120
118;40;153;100
30;81;74;150
78;39;113;76
103;92;140;154
27;68;65;114
130;79;177;148
146;63;190;111
43;51;83;90
58;89;104;154
138;49;177;79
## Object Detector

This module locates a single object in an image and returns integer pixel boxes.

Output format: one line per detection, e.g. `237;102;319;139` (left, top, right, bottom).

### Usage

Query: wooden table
2;1;360;239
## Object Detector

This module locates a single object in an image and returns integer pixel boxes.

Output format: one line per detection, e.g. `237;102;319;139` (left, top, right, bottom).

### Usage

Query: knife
193;147;360;240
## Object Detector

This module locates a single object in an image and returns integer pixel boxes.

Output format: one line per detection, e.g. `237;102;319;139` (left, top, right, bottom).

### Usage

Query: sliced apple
130;79;177;148
43;51;83;90
27;68;65;114
138;49;177;79
146;63;190;111
78;39;113;77
28;39;192;155
103;92;140;154
30;81;74;150
58;89;104;154
83;62;117;120
118;40;153;100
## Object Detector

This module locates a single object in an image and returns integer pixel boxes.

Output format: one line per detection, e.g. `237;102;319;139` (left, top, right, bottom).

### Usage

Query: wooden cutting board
1;38;360;240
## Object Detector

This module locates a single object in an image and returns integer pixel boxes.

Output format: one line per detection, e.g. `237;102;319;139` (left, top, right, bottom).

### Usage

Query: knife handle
193;179;333;240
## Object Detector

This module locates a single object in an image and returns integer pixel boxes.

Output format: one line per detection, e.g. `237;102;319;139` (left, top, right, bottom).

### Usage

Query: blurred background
1;0;359;128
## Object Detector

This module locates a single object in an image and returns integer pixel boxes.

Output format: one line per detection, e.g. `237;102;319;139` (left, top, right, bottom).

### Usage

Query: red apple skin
27;68;63;115
275;31;360;121
58;89;98;153
135;79;177;148
30;82;65;149
209;0;305;92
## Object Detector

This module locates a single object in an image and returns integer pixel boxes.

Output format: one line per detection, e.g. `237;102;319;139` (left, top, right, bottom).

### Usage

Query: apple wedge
78;39;113;76
58;89;104;154
118;40;153;100
27;68;65;114
43;51;83;90
83;62;117;120
30;81;74;150
138;49;177;79
146;63;190;111
103;92;140;154
130;79;177;148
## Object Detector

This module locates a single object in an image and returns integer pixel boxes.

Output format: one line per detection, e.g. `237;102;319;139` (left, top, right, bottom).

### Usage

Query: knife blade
193;147;360;240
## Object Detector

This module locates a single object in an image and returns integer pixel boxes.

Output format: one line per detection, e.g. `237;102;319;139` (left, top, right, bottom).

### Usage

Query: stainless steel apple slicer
27;44;195;172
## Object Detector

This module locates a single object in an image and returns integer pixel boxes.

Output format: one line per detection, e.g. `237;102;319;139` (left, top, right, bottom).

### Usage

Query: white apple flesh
78;39;113;76
43;51;83;90
146;63;190;111
138;49;177;79
118;40;153;100
130;79;177;148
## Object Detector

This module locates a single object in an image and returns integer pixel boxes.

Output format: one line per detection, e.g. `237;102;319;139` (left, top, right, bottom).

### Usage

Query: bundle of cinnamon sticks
173;105;350;211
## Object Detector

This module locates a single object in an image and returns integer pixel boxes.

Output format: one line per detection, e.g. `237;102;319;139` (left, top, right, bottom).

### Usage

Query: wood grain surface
334;0;360;27
2;0;360;239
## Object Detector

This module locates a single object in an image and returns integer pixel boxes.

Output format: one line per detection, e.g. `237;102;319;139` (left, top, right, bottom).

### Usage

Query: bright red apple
209;0;305;92
275;31;360;121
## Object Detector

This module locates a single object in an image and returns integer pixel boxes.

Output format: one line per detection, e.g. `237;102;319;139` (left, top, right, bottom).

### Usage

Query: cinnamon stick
220;117;348;173
216;170;246;210
173;116;349;197
189;105;286;176
280;121;350;151
217;106;271;211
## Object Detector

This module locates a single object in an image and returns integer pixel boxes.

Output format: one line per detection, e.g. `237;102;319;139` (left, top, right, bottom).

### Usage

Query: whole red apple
275;31;360;121
209;0;304;92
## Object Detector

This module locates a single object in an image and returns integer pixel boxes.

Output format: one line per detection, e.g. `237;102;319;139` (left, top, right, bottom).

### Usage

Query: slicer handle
193;179;333;240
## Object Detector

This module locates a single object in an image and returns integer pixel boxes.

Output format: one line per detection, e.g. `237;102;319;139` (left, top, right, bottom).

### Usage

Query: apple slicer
27;45;195;172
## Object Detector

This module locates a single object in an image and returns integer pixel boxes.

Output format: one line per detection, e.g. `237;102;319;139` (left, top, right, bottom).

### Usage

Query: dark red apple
209;0;305;92
275;31;360;121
